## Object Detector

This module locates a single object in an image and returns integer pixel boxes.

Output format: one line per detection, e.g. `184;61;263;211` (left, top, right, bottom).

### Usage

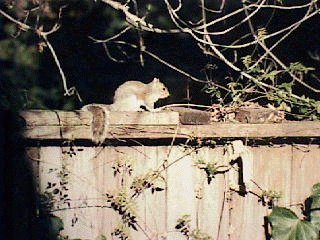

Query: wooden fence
20;110;320;240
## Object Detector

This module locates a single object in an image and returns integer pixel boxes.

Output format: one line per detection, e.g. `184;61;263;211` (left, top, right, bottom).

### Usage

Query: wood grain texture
228;146;292;240
20;110;180;126
27;143;320;240
23;110;320;240
21;110;320;140
290;145;320;217
166;147;197;240
195;147;229;240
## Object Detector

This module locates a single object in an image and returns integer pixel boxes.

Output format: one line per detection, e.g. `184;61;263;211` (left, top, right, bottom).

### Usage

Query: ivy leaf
288;62;315;74
278;82;294;94
310;183;320;230
50;215;64;237
257;28;267;42
268;207;318;240
261;70;281;81
95;234;108;240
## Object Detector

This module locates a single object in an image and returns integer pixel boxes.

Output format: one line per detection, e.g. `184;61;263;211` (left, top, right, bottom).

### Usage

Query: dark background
1;0;319;112
1;0;320;239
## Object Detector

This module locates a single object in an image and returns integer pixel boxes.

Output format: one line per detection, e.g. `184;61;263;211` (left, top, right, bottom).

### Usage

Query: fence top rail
19;110;320;140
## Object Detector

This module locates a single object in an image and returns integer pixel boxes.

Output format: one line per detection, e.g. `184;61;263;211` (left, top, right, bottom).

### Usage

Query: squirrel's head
150;77;170;99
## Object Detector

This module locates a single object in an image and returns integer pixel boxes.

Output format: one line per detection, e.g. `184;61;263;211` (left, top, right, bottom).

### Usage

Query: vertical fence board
166;146;197;240
142;146;167;239
26;147;40;192
291;145;320;215
94;146;133;239
123;146;154;240
229;145;292;240
195;147;230;240
63;147;103;239
39;147;121;239
30;142;320;240
38;147;66;234
90;146;121;239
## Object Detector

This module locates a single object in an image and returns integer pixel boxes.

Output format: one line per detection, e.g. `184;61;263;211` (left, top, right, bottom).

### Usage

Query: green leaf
241;55;252;69
50;215;64;236
95;234;108;240
287;62;315;74
311;183;320;196
268;207;318;240
261;70;281;81
278;82;294;93
0;39;15;60
311;183;320;230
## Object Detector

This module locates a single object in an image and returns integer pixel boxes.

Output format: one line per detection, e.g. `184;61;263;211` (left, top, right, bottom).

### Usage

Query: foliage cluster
268;183;320;240
1;0;320;119
29;139;320;240
175;215;213;240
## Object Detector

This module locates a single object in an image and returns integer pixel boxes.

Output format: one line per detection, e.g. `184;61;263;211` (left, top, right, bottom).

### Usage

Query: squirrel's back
113;81;149;100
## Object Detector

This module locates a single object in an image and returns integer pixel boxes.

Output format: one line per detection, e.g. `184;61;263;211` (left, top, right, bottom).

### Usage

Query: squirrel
81;77;169;143
109;77;170;112
82;77;170;112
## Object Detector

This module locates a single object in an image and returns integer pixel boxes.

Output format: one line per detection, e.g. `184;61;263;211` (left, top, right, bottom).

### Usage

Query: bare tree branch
0;9;31;31
0;7;82;102
89;34;230;90
100;0;181;33
243;3;320;93
88;26;132;43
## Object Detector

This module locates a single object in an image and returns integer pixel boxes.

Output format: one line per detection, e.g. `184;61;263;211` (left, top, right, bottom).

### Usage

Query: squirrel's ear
152;77;160;83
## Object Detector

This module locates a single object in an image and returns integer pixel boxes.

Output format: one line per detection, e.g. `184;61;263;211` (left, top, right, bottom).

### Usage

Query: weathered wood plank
290;145;320;216
26;147;40;192
195;147;229;240
94;146;125;238
32;143;320;240
23;122;320;140
20;110;180;126
169;107;211;124
142;146;167;240
166;147;197;240
20;110;92;126
21;110;320;140
229;145;292;240
21;110;320;240
38;147;120;239
24;126;93;140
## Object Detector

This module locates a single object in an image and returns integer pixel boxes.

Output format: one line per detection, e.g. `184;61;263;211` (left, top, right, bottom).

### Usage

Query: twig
193;0;265;32
164;0;284;95
42;35;83;100
196;28;315;104
100;0;181;33
49;204;112;213
259;40;320;93
0;7;82;101
200;8;320;49
88;26;132;43
243;4;320;93
108;40;228;86
197;0;268;36
0;9;31;31
203;34;318;103
249;2;314;10
101;42;126;63
201;0;225;13
249;3;316;69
